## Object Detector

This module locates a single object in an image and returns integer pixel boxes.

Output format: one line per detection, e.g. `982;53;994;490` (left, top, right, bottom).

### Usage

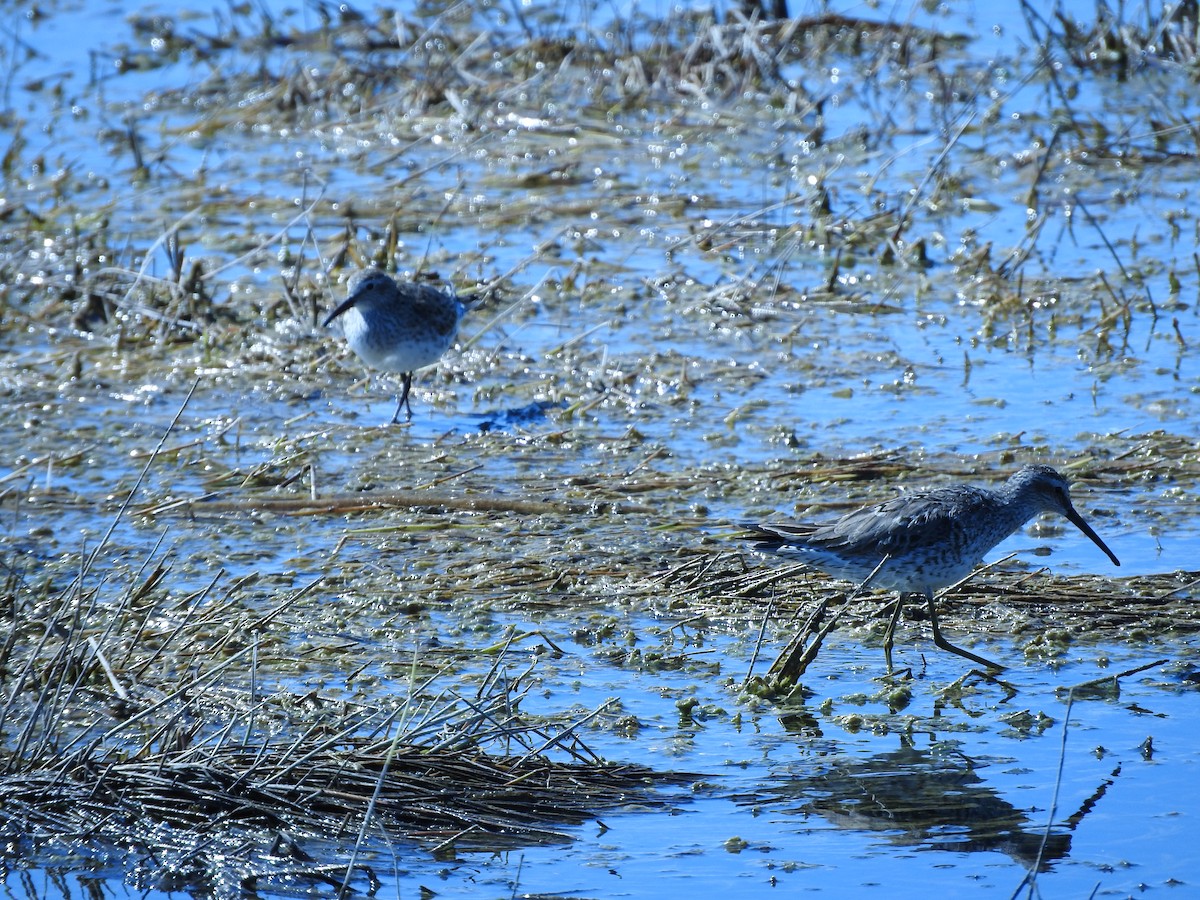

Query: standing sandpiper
742;465;1121;673
323;268;469;423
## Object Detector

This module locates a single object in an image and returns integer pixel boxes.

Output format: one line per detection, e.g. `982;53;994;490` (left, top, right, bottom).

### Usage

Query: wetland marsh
1;0;1199;897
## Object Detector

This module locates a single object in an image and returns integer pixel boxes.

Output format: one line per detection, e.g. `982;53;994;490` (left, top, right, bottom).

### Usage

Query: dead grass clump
5;737;665;848
1023;0;1200;73
0;551;688;893
0;721;677;894
0;393;692;893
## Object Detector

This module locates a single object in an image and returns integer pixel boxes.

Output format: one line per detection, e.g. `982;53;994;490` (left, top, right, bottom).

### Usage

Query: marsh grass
0;393;690;896
2;0;1200;894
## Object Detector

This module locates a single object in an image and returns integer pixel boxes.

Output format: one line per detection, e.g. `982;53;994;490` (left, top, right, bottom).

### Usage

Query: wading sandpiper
743;465;1120;672
323;268;469;423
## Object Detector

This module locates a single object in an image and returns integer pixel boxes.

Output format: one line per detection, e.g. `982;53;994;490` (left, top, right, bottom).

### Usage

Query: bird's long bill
1064;505;1121;567
322;293;361;328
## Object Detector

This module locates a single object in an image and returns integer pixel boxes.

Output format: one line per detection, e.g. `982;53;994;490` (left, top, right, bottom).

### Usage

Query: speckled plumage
743;465;1121;671
323;269;467;423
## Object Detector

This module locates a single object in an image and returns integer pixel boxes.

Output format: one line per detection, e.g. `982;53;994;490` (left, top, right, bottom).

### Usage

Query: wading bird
324;268;470;423
742;465;1121;673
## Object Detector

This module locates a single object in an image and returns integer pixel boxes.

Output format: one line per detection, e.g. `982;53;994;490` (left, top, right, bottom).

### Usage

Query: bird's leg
392;372;415;424
882;592;906;674
924;590;1006;671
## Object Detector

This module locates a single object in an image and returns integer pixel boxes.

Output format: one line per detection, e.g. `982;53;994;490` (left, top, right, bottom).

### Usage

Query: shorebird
323;268;469;423
743;465;1121;673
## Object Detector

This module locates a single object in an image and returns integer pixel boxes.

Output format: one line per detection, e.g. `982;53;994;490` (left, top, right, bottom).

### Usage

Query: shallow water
409;629;1200;899
8;608;1199;898
2;0;1199;898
